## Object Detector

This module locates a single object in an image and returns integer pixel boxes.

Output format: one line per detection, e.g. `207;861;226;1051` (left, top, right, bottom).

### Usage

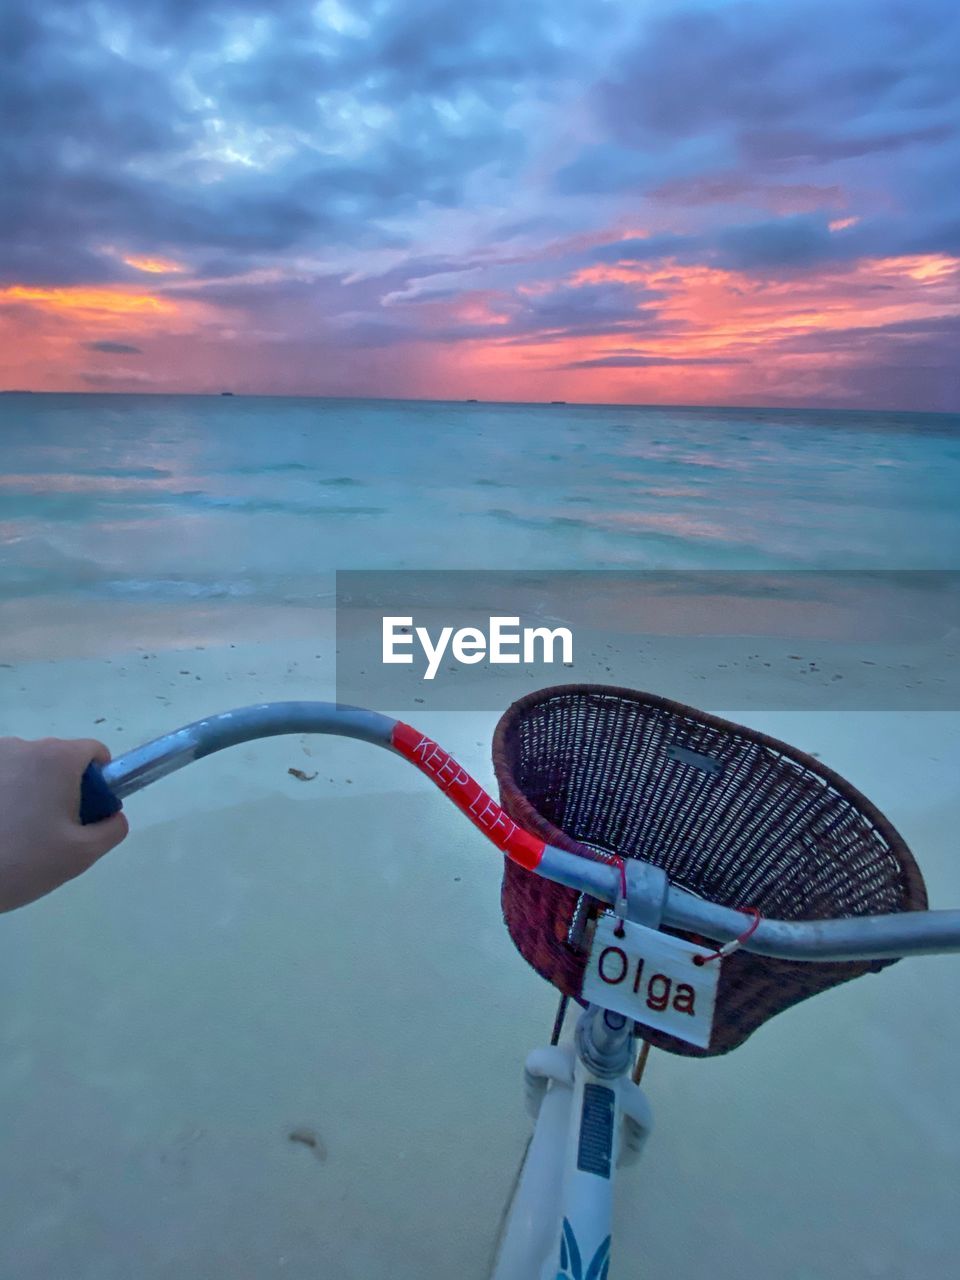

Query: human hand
0;737;128;912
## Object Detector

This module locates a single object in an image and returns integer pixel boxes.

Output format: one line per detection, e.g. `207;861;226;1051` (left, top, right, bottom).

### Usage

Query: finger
74;809;129;861
41;738;113;779
68;738;112;767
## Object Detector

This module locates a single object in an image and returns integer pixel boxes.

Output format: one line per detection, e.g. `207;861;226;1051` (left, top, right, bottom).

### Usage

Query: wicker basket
494;685;927;1057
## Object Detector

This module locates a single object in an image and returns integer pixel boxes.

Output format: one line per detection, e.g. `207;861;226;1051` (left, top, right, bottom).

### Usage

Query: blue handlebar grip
80;762;123;825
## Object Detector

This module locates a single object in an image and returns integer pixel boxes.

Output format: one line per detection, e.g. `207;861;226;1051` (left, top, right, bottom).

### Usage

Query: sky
1;0;958;410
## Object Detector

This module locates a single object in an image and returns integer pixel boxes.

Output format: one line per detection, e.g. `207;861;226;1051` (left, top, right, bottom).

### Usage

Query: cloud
83;340;143;354
762;312;960;359
713;215;839;270
1;0;958;408
560;1;960;252
650;175;849;215
1;0;603;289
517;281;662;328
381;267;489;305
592;1;959;155
563;354;747;368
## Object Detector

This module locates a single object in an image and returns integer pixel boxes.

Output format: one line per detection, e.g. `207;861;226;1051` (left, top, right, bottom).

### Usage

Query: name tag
583;913;719;1049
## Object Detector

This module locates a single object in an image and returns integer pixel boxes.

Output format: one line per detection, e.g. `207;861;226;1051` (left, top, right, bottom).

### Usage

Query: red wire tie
692;906;762;966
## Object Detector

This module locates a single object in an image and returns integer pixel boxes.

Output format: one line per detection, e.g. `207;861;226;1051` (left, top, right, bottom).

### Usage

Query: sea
2;395;959;618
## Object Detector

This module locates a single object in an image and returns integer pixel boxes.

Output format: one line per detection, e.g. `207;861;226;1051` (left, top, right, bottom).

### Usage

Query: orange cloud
572;252;959;350
123;254;187;274
2;228;956;404
1;285;175;316
428;250;960;406
879;254;958;282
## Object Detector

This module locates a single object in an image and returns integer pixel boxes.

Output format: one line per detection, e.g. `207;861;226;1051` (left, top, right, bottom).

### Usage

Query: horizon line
0;389;956;418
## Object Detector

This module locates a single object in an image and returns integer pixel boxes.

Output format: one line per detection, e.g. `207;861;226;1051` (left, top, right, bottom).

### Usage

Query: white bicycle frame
492;1004;653;1280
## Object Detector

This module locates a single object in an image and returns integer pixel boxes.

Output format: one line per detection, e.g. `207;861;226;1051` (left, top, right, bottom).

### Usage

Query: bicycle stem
88;700;960;964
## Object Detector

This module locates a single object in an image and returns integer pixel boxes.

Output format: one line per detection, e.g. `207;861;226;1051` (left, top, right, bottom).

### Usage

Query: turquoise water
2;394;959;608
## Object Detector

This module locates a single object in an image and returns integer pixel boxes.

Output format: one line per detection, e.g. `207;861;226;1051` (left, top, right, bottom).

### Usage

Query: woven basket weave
494;685;927;1057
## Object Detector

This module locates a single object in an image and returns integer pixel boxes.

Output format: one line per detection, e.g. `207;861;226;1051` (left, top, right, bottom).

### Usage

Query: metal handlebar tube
81;701;960;964
666;888;960;962
99;702;396;800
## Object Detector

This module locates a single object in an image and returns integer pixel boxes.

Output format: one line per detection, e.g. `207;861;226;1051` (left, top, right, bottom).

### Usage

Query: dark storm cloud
559;0;960;266
0;244;130;288
765;313;960;357
648;175;849;212
713;216;840;270
592;1;958;154
586;210;940;276
553;141;730;197
84;341;143;354
6;0;957;285
1;0;595;287
518;282;663;328
738;122;956;167
200;0;579;111
903;215;960;257
1;3;183;284
587;218;855;272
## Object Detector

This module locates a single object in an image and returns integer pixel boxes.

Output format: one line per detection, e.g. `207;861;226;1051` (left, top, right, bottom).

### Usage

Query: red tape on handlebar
392;722;546;870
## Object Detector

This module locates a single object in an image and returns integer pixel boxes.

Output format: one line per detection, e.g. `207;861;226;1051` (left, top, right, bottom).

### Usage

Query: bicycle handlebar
81;700;960;964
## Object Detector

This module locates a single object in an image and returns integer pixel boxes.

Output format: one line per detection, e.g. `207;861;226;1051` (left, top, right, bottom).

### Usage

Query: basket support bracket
624;861;669;930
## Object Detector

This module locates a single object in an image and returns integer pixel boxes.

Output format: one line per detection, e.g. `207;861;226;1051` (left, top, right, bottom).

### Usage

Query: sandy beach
2;611;958;1280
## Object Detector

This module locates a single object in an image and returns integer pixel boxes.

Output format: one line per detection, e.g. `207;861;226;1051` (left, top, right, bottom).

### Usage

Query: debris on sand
288;1127;327;1161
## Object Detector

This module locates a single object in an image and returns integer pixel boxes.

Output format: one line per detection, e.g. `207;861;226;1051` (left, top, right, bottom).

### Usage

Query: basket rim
492;683;927;913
